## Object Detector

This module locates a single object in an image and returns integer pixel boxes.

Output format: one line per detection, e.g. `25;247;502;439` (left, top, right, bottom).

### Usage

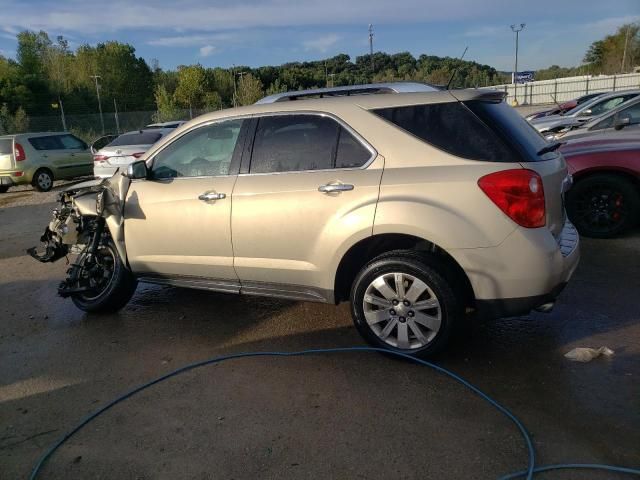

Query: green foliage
174;64;206;109
236;73;264;106
0;103;30;134
583;23;639;74
152;84;182;122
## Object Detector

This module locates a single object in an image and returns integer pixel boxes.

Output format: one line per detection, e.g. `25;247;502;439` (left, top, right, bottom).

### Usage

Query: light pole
90;74;105;134
368;24;374;76
232;64;237;107
510;23;525;106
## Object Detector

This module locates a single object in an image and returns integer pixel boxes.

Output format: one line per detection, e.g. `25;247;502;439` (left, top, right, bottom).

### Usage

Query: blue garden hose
29;347;640;480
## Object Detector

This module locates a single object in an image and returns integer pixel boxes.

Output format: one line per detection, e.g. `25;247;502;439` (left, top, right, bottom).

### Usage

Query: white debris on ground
565;346;615;363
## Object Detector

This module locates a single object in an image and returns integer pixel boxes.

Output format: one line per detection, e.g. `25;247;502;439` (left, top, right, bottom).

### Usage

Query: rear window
108;132;162;147
0;139;12;155
373;102;517;162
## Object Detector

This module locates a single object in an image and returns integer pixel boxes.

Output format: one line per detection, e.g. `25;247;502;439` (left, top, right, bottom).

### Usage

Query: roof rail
255;82;440;104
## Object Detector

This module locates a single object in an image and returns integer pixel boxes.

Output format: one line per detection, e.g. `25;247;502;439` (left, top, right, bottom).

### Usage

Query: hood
64;178;104;192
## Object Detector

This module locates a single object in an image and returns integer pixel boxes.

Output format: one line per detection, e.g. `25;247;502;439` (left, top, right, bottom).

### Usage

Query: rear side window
0;139;12;155
250;115;372;173
250;115;338;173
29;136;63;150
373;103;517;162
108;132;162;147
58;134;87;150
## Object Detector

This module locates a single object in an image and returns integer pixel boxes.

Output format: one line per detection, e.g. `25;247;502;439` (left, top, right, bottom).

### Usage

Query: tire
566;174;640;238
69;240;138;313
0;186;9;193
32;168;54;192
350;251;462;358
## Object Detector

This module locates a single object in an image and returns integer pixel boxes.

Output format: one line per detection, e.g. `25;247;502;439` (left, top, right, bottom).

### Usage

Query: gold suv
30;83;579;357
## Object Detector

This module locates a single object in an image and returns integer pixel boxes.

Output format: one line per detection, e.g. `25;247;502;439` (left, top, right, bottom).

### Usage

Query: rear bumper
0;171;30;186
450;220;580;319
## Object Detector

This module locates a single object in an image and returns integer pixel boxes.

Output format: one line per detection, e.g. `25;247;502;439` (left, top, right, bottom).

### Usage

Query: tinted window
250;115;339;173
373;102;517;162
28;136;63;150
109;131;163;147
58;134;87;150
465;100;552;161
335;127;371;168
619;102;640;125
151;119;243;179
591;116;614;130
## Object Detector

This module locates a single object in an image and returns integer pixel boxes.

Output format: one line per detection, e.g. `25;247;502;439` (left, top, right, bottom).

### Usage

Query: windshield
107;131;162;147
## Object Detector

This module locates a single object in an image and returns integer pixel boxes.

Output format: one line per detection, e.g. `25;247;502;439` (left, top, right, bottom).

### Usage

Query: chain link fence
490;72;640;106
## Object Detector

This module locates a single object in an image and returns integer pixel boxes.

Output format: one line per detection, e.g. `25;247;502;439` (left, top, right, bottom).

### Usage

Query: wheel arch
572;167;640;188
333;233;475;308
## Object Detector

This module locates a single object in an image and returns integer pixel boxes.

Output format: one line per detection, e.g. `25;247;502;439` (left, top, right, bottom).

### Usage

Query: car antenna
446;46;468;90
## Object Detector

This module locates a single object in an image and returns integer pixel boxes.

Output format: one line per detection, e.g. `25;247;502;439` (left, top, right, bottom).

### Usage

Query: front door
57;134;93;177
124;118;247;288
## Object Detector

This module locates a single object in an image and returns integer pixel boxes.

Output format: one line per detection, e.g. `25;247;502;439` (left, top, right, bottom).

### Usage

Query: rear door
231;113;382;298
27;135;70;174
0;138;14;171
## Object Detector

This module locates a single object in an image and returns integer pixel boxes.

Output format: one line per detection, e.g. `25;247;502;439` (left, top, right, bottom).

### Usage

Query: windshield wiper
538;141;563;156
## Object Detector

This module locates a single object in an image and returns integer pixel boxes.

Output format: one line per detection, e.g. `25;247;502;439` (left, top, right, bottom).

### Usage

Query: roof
255;82;440;104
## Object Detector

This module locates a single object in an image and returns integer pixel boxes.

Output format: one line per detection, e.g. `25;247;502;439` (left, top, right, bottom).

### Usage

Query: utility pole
90;74;105;134
325;61;328;87
621;26;631;73
58;98;67;131
510;23;525;106
329;73;336;88
232;64;237;107
368;24;375;75
235;71;247;106
113;98;120;134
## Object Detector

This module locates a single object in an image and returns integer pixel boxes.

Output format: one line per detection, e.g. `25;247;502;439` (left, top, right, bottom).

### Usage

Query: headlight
96;191;105;215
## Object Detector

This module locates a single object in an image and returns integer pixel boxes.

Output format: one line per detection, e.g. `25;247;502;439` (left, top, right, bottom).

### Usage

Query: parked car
93;128;174;178
145;121;187;129
525;93;604;121
530;90;640;134
0;132;93;192
89;134;119;154
561;137;640;238
29;83;579;358
551;95;640;141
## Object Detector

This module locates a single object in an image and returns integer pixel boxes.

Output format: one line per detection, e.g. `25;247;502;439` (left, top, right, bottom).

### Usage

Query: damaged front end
27;174;131;298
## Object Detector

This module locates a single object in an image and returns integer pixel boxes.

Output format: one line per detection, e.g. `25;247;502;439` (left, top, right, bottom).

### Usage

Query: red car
560;136;640;238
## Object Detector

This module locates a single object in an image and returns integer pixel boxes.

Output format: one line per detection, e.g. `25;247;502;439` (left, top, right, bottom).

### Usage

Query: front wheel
69;240;137;313
350;252;462;358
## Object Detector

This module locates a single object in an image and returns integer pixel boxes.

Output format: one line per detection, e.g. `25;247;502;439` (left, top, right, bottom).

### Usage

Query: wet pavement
0;186;639;479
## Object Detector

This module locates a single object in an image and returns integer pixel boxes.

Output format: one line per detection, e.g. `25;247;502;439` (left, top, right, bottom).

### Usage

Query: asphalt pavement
0;184;638;479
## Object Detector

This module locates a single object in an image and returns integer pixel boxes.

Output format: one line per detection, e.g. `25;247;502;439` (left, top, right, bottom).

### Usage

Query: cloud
582;15;640;35
147;33;232;47
199;44;216;57
303;34;340;52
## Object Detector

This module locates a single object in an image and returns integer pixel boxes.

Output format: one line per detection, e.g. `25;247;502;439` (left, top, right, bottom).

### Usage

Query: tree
152;84;182;122
583;23;640;74
173;64;206;114
236;73;264;106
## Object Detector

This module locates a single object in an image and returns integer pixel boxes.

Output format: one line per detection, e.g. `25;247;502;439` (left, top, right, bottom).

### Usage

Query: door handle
318;183;354;193
198;192;226;201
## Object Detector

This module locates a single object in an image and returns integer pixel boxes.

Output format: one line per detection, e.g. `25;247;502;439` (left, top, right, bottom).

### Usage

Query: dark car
561;136;640;238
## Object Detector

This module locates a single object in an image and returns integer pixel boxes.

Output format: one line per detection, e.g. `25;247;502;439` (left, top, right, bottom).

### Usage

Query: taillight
478;169;546;228
14;143;26;161
93;155;109;162
132;152;145;159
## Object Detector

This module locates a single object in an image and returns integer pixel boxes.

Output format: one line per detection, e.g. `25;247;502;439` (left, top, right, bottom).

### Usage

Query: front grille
558;220;578;257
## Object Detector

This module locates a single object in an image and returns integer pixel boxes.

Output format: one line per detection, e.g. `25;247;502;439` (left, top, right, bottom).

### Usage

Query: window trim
239;111;377;176
144;116;251;182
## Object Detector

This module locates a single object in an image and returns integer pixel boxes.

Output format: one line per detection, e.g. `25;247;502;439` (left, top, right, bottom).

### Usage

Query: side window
151;119;244;179
250;115;339;173
590;97;625;115
28;136;63;151
592;116;614;130
335;127;372;168
620;102;640;125
58;134;87;150
373;103;517;162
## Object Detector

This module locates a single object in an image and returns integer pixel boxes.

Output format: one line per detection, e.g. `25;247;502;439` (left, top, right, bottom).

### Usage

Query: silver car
530;89;640;134
556;95;640;141
93;128;174;178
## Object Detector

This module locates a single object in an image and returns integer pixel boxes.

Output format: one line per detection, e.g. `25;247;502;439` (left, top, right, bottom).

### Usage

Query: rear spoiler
449;89;507;104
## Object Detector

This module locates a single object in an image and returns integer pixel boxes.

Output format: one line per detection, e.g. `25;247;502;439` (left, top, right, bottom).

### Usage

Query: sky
0;0;638;72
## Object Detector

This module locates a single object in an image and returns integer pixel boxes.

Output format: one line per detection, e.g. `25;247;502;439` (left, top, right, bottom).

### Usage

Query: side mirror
614;115;631;131
578;109;592;116
125;160;148;179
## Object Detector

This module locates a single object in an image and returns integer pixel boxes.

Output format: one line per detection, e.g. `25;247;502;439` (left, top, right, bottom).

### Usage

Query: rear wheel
69;240;137;313
350;251;462;358
32;168;54;192
566;174;640;238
